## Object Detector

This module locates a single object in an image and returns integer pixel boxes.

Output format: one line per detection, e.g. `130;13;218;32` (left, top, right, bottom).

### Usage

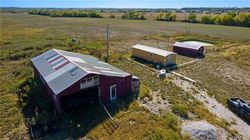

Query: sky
1;0;250;8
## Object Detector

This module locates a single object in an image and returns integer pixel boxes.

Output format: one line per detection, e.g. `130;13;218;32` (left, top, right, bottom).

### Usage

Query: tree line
28;10;103;18
121;11;145;20
185;13;250;27
28;10;250;27
155;12;176;21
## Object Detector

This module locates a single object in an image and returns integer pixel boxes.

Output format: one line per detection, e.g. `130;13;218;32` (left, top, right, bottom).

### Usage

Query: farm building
173;42;205;57
132;44;176;66
31;49;139;114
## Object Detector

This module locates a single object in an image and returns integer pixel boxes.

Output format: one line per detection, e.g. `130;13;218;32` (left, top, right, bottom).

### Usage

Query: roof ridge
135;44;174;52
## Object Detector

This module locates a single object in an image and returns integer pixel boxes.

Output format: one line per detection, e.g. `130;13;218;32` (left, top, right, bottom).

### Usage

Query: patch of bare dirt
139;90;170;115
182;120;229;140
214;61;250;87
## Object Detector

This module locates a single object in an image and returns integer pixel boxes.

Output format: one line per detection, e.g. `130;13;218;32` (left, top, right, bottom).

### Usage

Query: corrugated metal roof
173;42;203;50
31;49;130;95
132;44;175;57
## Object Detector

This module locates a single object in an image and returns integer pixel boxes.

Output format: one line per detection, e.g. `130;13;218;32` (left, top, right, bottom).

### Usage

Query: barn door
167;55;172;65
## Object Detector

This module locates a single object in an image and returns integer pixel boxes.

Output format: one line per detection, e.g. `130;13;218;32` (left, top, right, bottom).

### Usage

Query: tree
170;14;177;21
187;13;197;23
109;14;115;18
222;14;235;25
201;15;214;24
235;13;250;27
121;11;145;20
156;12;176;21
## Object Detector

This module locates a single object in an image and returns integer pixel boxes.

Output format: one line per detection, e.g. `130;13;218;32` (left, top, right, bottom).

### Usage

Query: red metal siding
99;75;132;103
173;46;204;57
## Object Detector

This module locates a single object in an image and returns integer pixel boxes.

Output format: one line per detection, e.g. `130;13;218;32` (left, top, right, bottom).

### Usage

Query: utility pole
106;24;110;63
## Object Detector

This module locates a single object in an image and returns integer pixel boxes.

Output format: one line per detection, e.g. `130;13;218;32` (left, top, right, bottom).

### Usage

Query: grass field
0;12;250;139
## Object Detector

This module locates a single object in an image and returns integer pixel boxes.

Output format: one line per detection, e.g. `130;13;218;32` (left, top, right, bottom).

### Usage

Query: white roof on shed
182;41;213;47
132;44;175;57
173;42;203;50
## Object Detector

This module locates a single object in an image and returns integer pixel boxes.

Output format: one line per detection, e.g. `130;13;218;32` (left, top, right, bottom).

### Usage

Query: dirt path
172;78;250;140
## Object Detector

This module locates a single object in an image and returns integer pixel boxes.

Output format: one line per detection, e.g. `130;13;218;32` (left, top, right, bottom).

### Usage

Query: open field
1;12;250;139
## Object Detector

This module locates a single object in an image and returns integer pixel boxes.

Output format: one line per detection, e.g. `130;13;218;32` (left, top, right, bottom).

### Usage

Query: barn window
110;85;117;101
80;79;87;89
94;76;99;85
87;78;92;82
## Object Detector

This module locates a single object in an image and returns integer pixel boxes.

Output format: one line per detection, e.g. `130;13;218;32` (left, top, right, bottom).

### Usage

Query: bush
172;104;188;118
139;84;152;100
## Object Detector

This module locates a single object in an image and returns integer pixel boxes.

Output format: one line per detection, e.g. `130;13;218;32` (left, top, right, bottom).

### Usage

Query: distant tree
210;16;218;24
227;12;237;17
28;10;102;18
187;13;197;23
121;11;145;20
201;15;214;24
222;14;235;25
169;14;177;21
235;13;250;27
109;14;115;18
156;12;176;21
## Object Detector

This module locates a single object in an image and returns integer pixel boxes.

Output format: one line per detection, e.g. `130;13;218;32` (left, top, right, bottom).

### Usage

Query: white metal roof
31;49;130;95
182;41;213;47
132;44;176;57
173;42;203;50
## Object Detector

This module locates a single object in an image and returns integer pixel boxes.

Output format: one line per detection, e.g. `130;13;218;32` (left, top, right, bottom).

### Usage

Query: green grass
171;104;188;118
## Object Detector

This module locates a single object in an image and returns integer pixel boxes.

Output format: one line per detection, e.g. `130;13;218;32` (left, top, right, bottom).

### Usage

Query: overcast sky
1;0;250;8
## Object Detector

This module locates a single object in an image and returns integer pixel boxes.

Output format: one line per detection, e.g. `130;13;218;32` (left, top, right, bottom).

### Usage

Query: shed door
110;85;117;101
167;55;172;65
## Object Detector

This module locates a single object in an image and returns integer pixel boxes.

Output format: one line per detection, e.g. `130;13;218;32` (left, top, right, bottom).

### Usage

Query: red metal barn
173;42;204;57
31;49;136;114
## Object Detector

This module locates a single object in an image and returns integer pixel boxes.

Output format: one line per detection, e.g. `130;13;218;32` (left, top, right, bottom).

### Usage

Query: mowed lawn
0;12;250;139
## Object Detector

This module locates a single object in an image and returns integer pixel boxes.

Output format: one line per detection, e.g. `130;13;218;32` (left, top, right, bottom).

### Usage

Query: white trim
52;59;68;69
93;66;111;70
50;57;64;65
110;85;117;101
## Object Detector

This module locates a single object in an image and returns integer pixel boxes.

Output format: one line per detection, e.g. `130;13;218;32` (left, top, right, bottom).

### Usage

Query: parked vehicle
227;97;250;123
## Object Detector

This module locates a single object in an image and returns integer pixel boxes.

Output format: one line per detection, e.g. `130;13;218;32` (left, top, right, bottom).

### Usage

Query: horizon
1;0;250;9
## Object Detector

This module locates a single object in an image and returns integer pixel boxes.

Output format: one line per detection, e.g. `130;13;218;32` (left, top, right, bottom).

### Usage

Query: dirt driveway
172;77;250;140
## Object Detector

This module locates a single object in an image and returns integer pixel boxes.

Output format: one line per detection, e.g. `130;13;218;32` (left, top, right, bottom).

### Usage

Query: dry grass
0;12;249;139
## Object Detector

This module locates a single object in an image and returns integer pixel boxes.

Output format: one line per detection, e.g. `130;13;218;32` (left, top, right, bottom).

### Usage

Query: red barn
31;49;135;114
173;42;204;57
